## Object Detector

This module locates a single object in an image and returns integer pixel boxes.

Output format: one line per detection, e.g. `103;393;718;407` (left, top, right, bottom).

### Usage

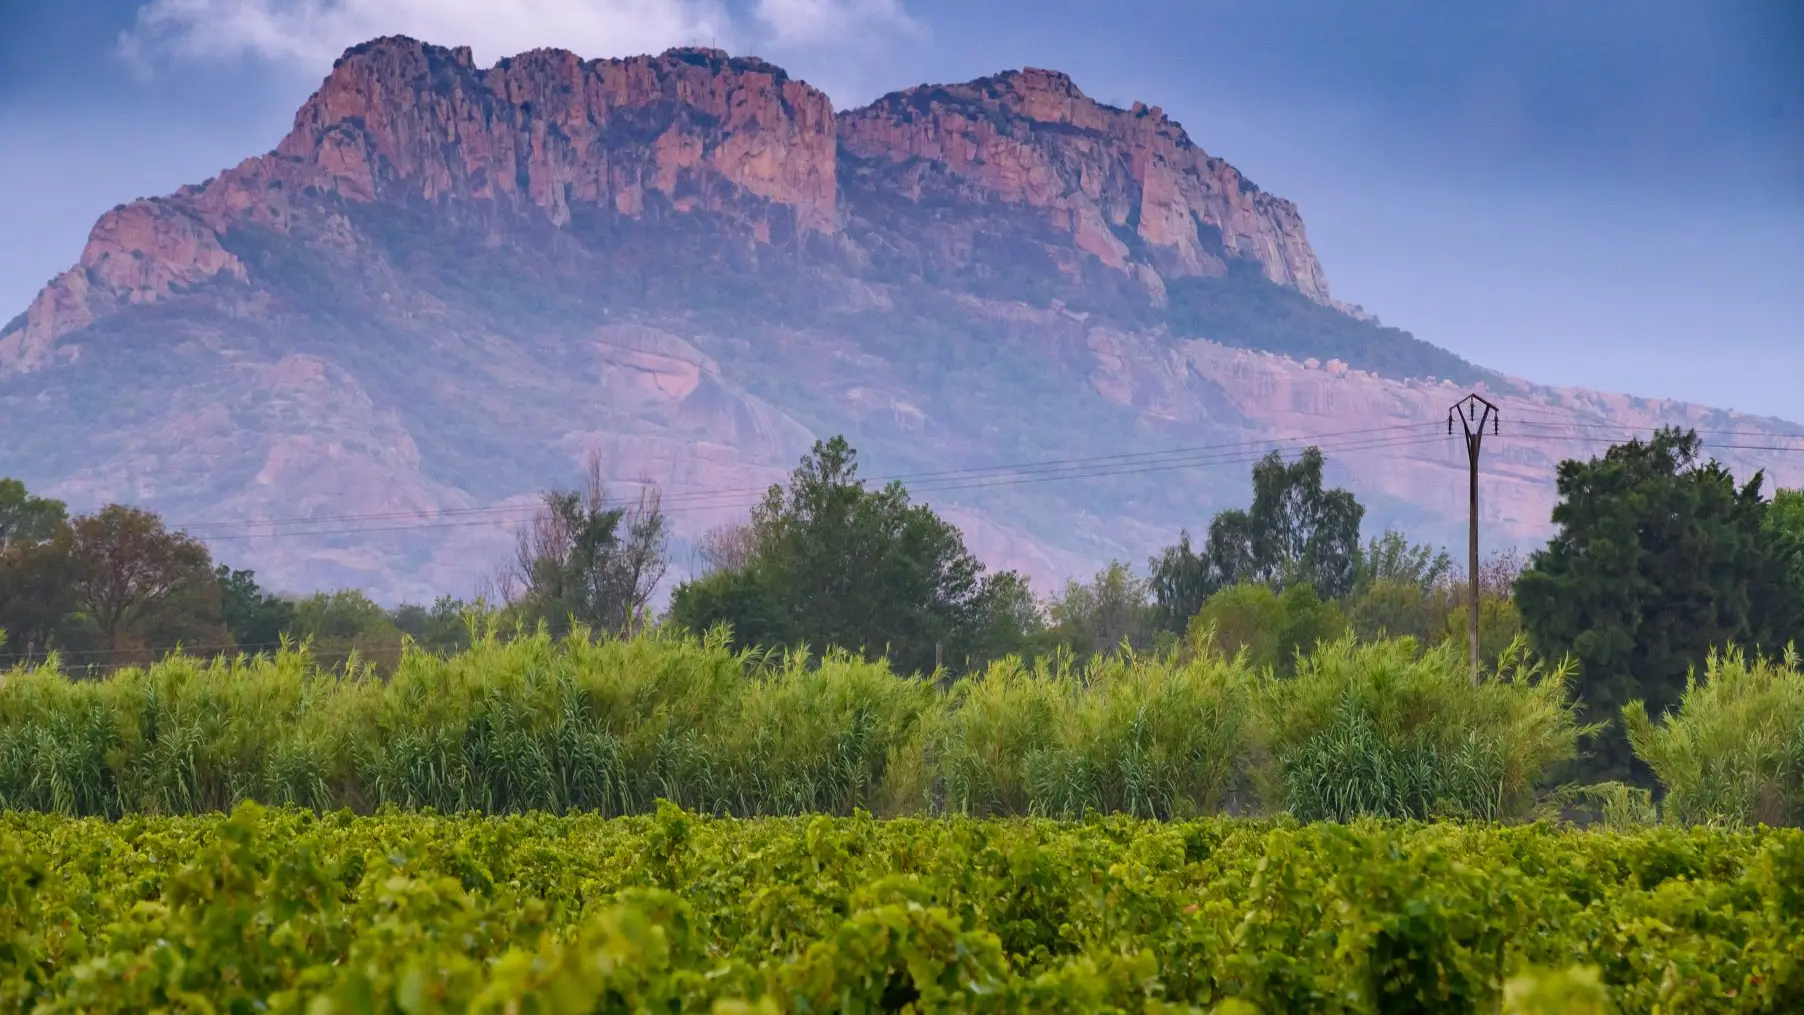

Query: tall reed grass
1260;636;1587;821
1624;646;1804;827
0;628;1587;821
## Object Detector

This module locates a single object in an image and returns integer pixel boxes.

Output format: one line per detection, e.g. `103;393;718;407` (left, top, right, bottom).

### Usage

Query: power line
174;422;1441;536
189;428;1450;542
171;421;1433;531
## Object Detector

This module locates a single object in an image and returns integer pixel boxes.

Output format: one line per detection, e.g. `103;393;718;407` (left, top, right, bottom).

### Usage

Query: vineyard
4;633;1804;1011
3;805;1801;1013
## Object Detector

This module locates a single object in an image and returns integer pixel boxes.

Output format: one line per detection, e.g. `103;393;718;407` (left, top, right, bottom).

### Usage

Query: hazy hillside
3;37;1799;601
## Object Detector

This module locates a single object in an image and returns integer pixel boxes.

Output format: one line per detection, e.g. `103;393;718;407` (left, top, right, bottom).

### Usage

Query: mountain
4;37;1800;601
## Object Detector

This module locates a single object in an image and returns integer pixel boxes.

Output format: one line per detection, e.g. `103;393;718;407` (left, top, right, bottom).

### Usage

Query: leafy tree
292;589;402;672
668;437;1030;676
390;596;480;655
1044;561;1157;659
1354;530;1452;593
1345;578;1438;644
215;565;297;654
1769;488;1804;603
1150;446;1365;627
1515;429;1801;782
1189;581;1346;675
505;458;668;637
1148;531;1217;633
0;525;78;664
693;521;757;576
0;478;67;552
66;505;225;659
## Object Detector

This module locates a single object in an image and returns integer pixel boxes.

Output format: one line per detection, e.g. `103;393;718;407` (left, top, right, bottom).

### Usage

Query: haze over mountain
3;35;1801;600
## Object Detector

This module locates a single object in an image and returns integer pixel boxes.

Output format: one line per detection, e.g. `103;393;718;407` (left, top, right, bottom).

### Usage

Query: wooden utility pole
1449;393;1498;686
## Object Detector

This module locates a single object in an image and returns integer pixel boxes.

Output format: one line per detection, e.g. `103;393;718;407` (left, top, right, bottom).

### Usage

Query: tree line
5;426;1803;784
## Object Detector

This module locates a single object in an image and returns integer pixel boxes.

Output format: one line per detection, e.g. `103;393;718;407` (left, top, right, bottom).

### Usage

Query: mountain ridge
2;36;1798;601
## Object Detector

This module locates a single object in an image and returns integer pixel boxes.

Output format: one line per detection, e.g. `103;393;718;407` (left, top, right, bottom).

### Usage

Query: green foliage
291;589;404;673
1346;578;1439;644
1042;560;1157;661
1516;428;1803;783
1189;582;1346;675
1260;637;1586;821
505;462;668;638
214;565;297;653
1354;530;1453;593
1770;488;1804;607
670;437;1030;676
66;504;225;659
0;478;66;552
1625;647;1804;827
933;651;1259;818
3;805;1803;1013
0;629;1592;825
389;596;480;655
0;528;80;666
1151;446;1366;629
1502;966;1611;1015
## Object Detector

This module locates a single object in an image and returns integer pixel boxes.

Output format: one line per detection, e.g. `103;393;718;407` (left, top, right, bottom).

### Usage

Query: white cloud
751;0;924;50
121;0;737;71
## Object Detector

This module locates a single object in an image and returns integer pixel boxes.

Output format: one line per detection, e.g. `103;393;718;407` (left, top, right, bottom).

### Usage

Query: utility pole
1449;393;1498;686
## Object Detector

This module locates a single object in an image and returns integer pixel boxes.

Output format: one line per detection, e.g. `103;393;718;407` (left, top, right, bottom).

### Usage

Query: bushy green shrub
1187;581;1345;675
1625;647;1804;827
935;651;1258;819
1260;637;1586;821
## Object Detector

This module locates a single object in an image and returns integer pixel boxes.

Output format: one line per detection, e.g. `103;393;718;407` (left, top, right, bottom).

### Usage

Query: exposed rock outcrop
6;36;1796;601
837;69;1331;302
1;38;1335;377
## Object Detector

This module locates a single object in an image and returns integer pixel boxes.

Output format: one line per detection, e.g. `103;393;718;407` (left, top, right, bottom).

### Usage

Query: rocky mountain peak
275;35;839;234
837;68;1330;304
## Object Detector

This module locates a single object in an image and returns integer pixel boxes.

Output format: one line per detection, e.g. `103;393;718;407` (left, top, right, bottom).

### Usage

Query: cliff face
1;37;1333;377
3;36;1797;600
837;68;1330;304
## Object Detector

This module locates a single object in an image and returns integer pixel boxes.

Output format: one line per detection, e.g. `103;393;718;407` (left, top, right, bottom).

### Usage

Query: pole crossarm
1448;393;1499;686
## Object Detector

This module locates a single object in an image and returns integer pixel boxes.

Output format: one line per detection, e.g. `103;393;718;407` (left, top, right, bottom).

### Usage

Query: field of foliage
1;630;1595;822
6;631;1804;1011
4;628;1802;826
3;804;1802;1013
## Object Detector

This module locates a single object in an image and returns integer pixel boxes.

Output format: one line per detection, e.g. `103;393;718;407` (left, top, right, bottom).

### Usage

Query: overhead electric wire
159;419;1804;545
175;421;1441;535
171;421;1433;531
190;426;1451;542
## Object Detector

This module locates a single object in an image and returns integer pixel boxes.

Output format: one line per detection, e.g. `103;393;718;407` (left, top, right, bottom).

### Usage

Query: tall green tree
506;458;669;638
1516;429;1800;782
66;505;226;660
1150;446;1365;628
669;437;1030;676
1044;561;1157;660
291;589;403;672
390;596;480;655
215;566;297;653
0;479;77;663
1353;530;1452;593
0;478;67;552
0;528;78;665
1769;488;1804;607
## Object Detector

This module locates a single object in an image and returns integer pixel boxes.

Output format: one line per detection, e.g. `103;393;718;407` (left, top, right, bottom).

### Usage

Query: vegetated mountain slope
3;37;1799;601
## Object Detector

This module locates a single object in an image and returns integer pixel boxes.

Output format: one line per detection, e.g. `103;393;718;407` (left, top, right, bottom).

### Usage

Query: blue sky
3;0;1800;419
